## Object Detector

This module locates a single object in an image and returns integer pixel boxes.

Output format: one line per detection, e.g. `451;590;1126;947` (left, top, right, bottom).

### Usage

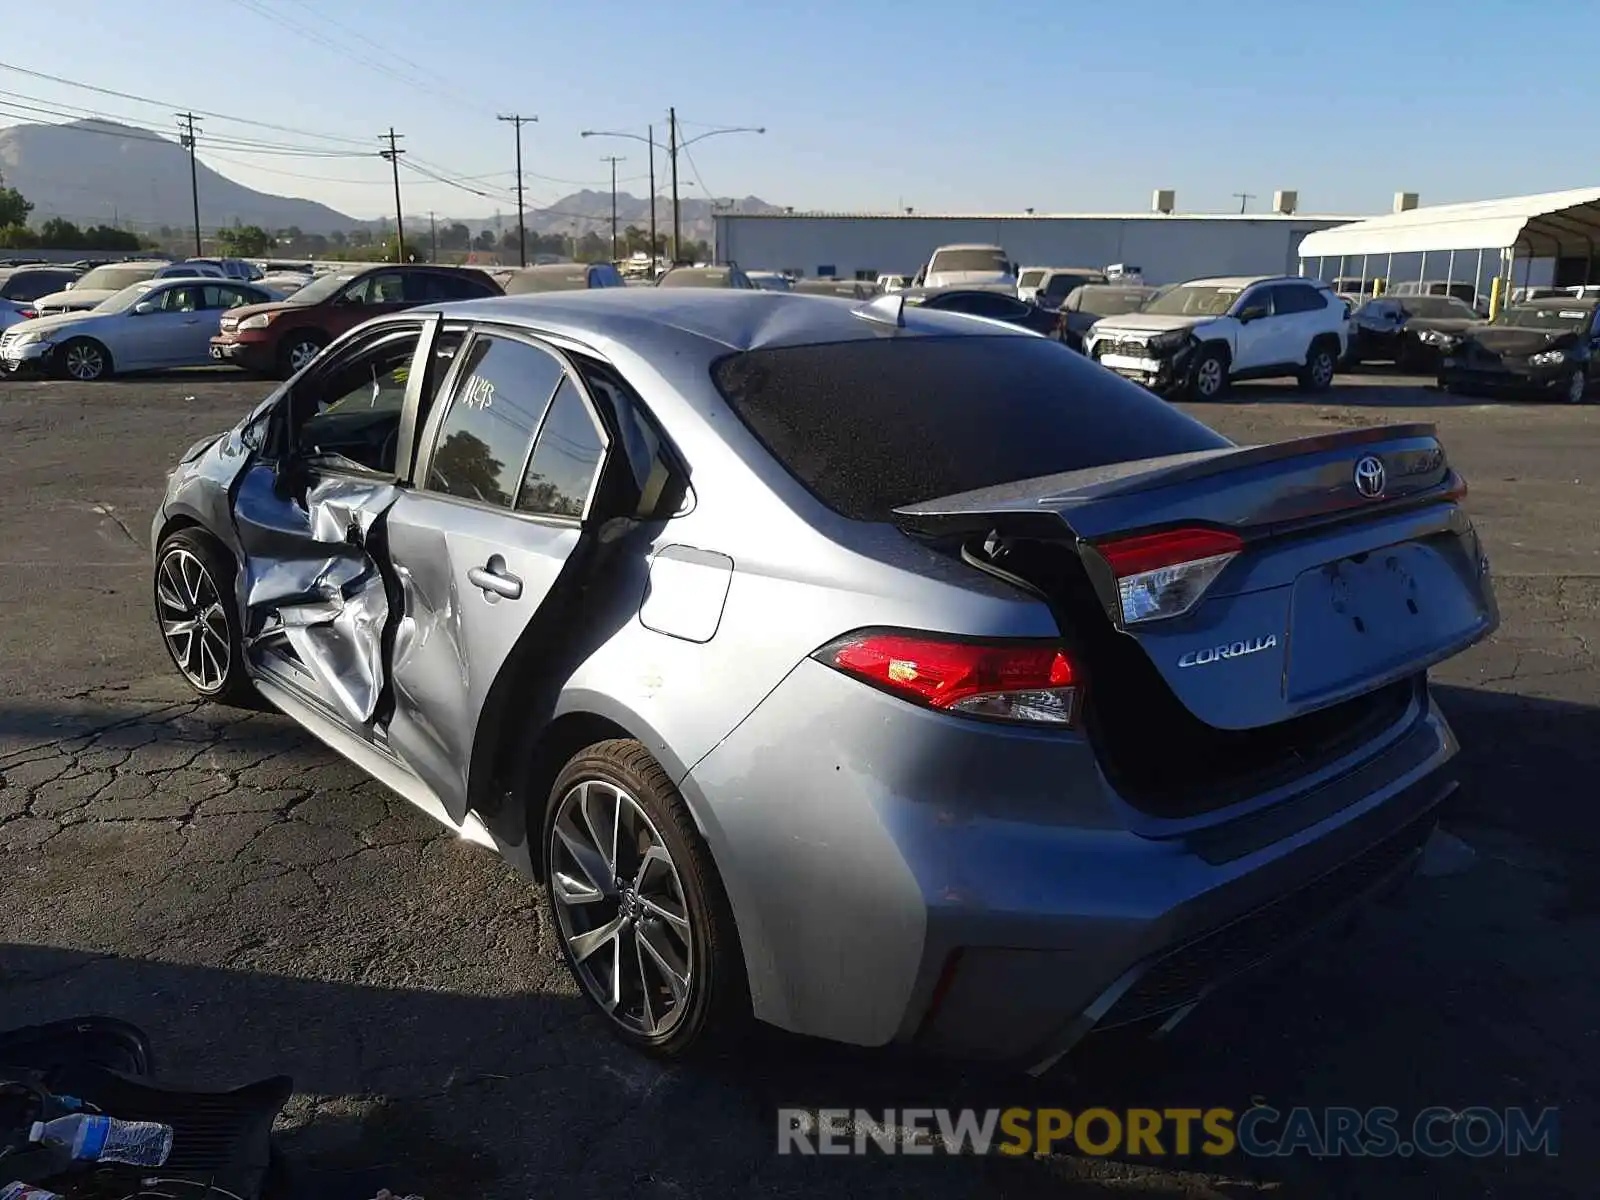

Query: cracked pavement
1;370;1597;1198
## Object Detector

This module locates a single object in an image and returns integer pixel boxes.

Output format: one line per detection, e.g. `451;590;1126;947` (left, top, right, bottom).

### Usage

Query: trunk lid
895;423;1497;730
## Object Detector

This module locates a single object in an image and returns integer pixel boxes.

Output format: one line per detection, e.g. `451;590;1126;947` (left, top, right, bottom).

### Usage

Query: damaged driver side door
229;315;451;735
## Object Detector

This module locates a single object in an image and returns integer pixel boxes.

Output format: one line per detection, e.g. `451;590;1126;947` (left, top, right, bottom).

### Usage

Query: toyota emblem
1354;455;1386;499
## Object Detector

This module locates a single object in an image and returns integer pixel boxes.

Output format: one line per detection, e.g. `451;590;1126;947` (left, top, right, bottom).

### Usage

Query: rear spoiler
892;423;1458;542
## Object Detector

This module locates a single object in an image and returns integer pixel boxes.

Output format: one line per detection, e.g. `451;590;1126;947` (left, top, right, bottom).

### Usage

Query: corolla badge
1354;455;1386;499
1178;635;1278;669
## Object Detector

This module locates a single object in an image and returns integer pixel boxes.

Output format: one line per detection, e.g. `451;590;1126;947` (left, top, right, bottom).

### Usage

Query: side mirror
1237;304;1269;323
133;300;157;315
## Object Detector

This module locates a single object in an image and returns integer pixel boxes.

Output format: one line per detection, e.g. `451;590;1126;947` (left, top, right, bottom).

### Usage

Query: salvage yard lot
1;368;1597;1198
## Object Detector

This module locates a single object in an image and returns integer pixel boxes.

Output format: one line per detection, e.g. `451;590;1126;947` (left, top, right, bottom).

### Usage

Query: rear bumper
685;659;1457;1068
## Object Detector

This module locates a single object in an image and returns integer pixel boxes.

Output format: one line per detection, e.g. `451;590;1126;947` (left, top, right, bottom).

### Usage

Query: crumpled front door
232;466;402;727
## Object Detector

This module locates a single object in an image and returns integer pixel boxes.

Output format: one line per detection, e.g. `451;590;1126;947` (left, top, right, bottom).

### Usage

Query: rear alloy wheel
1190;347;1228;400
1299;343;1337;392
57;337;111;381
543;739;746;1058
1565;367;1588;405
278;332;325;379
153;529;257;706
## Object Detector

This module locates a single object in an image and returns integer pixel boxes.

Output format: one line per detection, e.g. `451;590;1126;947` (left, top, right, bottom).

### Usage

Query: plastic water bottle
27;1113;173;1167
1;1183;64;1200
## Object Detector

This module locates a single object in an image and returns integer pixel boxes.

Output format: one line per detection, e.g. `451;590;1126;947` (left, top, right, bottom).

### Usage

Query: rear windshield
929;248;1008;275
710;336;1230;522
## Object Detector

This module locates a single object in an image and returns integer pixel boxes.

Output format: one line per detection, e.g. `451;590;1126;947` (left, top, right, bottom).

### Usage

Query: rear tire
542;739;748;1059
1298;341;1338;392
1189;346;1229;401
153;528;258;707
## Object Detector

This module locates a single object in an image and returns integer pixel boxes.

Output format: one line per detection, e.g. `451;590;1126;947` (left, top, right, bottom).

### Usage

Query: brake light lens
1094;526;1243;626
814;630;1079;726
18;308;36;320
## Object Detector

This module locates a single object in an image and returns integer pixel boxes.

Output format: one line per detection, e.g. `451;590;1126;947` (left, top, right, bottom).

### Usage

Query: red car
210;264;501;377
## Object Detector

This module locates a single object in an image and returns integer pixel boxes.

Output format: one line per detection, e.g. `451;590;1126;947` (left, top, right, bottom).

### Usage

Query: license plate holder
1099;352;1161;373
210;346;224;359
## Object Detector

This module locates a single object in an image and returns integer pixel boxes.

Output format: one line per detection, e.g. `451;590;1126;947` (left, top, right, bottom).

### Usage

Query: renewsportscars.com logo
777;1106;1560;1158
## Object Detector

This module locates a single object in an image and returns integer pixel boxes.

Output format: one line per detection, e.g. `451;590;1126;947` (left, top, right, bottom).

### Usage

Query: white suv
1083;275;1347;399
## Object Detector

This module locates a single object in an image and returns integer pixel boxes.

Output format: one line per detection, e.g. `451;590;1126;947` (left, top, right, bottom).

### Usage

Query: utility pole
380;128;406;260
497;114;538;267
600;155;625;261
176;112;202;256
1233;192;1256;214
668;107;680;265
429;210;438;261
647;124;657;276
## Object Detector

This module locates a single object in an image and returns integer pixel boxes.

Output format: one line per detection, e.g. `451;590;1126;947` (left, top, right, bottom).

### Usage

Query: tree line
0;184;147;251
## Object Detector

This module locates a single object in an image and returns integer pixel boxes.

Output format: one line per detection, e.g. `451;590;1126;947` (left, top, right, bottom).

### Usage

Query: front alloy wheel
549;778;695;1040
1192;350;1227;400
155;546;232;693
60;338;108;381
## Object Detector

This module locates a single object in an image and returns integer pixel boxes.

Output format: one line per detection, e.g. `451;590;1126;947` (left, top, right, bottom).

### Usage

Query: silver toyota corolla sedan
151;289;1497;1069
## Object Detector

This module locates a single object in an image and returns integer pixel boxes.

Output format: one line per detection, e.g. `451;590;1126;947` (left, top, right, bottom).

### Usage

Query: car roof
930;243;1004;252
433;288;1036;356
1511;295;1598;308
1182;275;1290;288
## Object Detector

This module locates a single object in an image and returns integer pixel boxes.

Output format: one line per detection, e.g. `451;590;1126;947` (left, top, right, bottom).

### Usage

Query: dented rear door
382;328;610;824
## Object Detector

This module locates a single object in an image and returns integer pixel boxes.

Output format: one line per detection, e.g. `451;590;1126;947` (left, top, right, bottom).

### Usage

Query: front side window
425;335;566;508
290;329;424;475
204;285;256;310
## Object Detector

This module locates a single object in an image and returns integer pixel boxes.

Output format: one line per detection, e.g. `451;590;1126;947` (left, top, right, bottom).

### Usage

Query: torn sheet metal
242;476;400;726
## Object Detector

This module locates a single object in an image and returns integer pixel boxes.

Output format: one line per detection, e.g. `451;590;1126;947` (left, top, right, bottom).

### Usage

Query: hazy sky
0;0;1590;222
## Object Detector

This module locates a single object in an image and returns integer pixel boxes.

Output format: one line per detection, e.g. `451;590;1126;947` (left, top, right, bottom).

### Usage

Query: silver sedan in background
0;277;277;380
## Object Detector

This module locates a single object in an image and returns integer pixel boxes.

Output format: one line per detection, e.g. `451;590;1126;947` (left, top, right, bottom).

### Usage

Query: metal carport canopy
1297;187;1600;257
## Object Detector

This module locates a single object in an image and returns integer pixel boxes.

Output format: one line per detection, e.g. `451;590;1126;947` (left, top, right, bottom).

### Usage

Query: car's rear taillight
1093;526;1243;626
813;629;1079;726
18;309;36;320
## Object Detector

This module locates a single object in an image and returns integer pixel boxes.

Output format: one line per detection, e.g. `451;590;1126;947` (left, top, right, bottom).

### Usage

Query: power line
0;59;374;150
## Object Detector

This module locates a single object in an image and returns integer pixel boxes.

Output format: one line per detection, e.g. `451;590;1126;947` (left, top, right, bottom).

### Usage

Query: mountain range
0;119;780;244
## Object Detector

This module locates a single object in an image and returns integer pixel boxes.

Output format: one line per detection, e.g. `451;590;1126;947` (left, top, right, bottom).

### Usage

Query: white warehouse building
713;193;1362;285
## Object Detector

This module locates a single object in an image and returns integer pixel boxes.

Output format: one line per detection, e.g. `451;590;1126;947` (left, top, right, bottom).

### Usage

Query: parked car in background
792;278;875;299
157;261;229;280
1058;284;1157;352
1017;266;1108;307
256;271;314;296
745;271;792;292
655;264;754;289
32;261;168;315
875;273;913;293
1331;276;1385;300
149;289;1496;1064
1388;279;1476;306
1031;268;1112;311
0;300;39;334
209;264;502;378
1438;297;1600;403
902;287;1062;336
922;243;1015;290
0;278;277;380
0;265;82;309
1347;295;1482;368
178;257;264;282
1084;275;1346;399
503;263;627;294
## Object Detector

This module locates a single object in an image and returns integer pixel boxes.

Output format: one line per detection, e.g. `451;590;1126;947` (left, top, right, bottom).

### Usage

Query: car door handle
182;318;200;325
468;557;522;600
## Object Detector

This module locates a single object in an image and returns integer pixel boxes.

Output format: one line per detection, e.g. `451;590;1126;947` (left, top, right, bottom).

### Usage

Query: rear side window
1271;284;1327;314
711;337;1231;522
517;378;608;518
425;335;565;508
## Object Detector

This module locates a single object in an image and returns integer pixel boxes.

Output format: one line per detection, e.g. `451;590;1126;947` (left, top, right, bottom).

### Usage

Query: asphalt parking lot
1;367;1597;1198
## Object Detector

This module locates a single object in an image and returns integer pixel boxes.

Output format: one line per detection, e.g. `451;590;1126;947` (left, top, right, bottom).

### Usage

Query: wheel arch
58;334;115;378
1307;330;1342;361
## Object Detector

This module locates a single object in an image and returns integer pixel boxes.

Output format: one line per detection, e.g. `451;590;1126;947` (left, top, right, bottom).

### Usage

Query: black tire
1563;366;1589;405
153;528;258;707
276;330;326;379
1298;340;1338;392
542;738;748;1058
1188;345;1229;401
54;336;113;382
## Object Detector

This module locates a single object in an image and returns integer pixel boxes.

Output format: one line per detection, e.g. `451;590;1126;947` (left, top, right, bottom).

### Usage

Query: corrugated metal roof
1297;187;1600;257
720;210;1361;223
